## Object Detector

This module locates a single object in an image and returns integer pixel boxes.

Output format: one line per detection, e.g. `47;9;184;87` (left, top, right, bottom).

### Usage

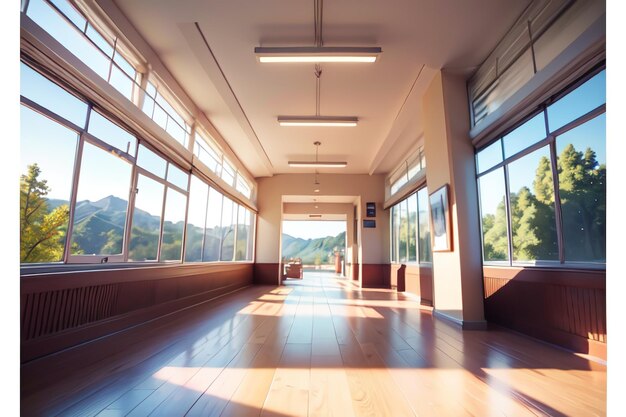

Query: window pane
547;70;605;132
221;160;235;186
235;206;250;261
391;205;399;263
398;199;408;262
156;93;185;128
160;188;187;261
109;66;134;100
507;146;558;263
137;144;167;178
49;0;86;29
88;110;136;156
247;212;255;261
128;174;163;261
141;95;155;118
203;187;223;261
196;142;221;173
556;113;606;263
220;198;236;261
114;52;135;77
153;105;168;131
70;142;131;256
166;164;189;190
86;23;113;58
27;0;110;80
20;106;78;263
476;139;503;174
503;112;547;159
184;176;208;262
407;193;417;262
417;188;431;263
20;62;88;127
478;168;509;262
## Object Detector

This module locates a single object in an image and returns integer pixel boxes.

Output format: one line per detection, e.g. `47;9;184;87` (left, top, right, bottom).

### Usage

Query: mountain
282;231;346;264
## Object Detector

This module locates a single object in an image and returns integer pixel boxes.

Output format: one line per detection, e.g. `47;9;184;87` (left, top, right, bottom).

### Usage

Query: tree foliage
482;142;605;263
20;164;69;263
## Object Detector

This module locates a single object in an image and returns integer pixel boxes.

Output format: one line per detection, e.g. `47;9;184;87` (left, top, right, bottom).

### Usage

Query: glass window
478;168;509;262
114;53;135;77
195;140;222;174
235;207;250;261
85;23;114;57
476;139;503;174
247;212;255;261
128;174;164;261
391;204;400;263
503;112;547;159
407;193;417;262
70;142;131;256
221;160;235;186
109;66;134;100
220;198;236;261
236;174;251;198
556;114;606;263
507;146;558;263
87;110;136;156
20;106;78;263
166;164;189;190
184;176;208;262
398;199;408;262
27;0;110;80
417;188;431;263
20;62;88;127
137;144;166;178
49;0;85;28
203;187;223;261
547;70;605;132
160;188;187;261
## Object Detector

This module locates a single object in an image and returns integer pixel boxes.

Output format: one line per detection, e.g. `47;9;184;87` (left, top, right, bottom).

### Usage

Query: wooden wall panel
21;263;253;362
253;263;280;285
389;264;433;307
361;264;391;288
483;267;606;359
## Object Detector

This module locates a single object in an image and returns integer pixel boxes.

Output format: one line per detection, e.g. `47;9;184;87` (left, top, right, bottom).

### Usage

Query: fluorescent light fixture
278;116;358;127
255;46;381;63
288;161;348;168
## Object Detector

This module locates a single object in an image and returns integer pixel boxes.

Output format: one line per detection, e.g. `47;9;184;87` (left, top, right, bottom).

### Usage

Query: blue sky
282;220;346;240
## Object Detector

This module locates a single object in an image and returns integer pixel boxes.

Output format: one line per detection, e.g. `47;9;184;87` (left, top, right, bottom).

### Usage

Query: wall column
422;70;485;328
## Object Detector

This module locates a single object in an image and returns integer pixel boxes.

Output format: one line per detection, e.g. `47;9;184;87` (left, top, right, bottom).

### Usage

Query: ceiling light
278;116;358;127
288;161;347;168
255;47;381;63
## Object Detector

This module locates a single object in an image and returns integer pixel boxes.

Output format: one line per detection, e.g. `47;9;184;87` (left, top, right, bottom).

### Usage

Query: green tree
557;144;606;261
20;164;69;263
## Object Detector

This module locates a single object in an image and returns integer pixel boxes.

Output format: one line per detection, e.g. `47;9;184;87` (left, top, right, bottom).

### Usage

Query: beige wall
422;70;485;326
256;174;388;272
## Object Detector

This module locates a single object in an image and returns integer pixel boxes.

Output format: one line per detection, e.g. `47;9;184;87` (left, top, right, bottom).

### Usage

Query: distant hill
282;231;346;264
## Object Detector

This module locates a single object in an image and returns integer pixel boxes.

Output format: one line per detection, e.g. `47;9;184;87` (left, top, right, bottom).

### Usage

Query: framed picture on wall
429;184;452;252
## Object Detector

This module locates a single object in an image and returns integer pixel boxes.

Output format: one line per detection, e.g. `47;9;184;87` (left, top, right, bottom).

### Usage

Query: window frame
475;65;606;269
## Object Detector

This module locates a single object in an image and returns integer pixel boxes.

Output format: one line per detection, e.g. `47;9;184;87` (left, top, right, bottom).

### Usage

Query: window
417;188;432;263
556;113;605;263
478;168;508;262
88;110;137;156
25;0;139;101
235;206;250;261
20;105;79;263
128;174;164;261
160;188;187;261
203;187;223;262
194;132;222;175
220;198;236;261
389;187;432;264
389;146;425;197
236;174;252;198
142;80;191;147
221;159;236;187
184;176;209;262
69;141;132;259
476;67;606;267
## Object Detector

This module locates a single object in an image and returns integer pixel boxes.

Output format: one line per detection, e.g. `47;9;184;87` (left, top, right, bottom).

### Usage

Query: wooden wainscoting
483;266;606;359
21;263;253;362
253;263;281;285
361;264;391;288
390;264;433;307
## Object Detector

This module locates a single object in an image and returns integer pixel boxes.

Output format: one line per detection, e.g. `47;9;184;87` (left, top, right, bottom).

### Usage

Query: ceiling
111;0;531;179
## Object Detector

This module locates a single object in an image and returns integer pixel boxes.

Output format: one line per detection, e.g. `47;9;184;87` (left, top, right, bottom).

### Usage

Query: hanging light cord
314;141;321;185
314;0;323;47
315;65;322;116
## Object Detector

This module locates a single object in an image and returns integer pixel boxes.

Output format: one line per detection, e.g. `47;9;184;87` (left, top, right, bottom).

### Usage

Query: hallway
22;272;606;416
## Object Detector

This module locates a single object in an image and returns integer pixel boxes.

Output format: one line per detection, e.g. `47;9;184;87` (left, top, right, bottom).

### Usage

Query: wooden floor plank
22;273;606;417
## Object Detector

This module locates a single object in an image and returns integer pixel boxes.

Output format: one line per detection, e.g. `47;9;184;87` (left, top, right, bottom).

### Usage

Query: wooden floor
22;272;607;416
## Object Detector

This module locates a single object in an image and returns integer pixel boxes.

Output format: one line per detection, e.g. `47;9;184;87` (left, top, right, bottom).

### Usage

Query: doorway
281;220;347;281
